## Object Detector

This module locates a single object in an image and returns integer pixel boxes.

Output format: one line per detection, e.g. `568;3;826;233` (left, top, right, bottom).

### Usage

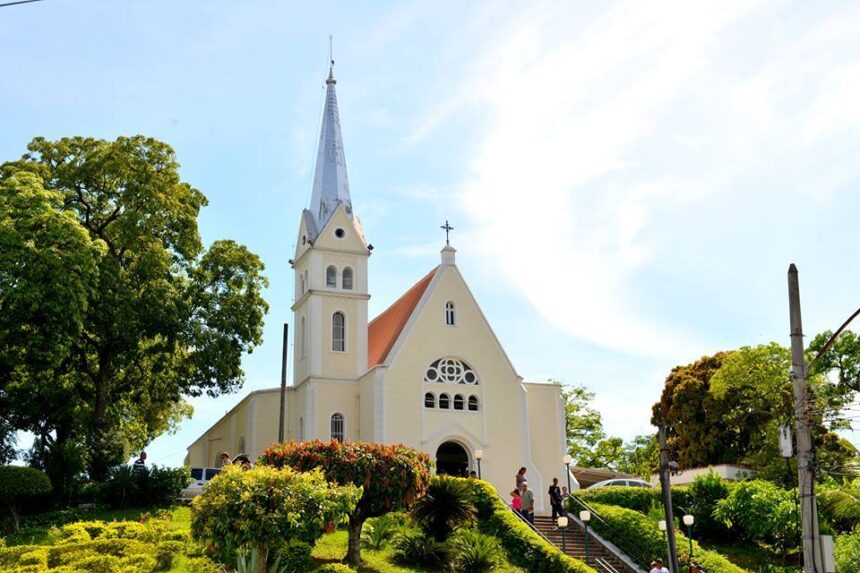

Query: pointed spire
309;55;351;232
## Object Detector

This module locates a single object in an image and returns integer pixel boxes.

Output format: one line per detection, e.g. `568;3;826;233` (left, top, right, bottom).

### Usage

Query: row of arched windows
425;392;479;411
326;265;353;290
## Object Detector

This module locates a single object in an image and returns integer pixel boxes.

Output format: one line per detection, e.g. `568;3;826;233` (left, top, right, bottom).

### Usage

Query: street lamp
580;510;591;565
683;514;695;562
562;454;573;493
659;520;667;563
475;450;483;480
557;516;569;554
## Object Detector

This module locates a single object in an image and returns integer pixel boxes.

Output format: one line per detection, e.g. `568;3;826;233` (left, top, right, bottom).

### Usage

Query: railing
493;491;557;547
567;493;651;569
595;556;622;573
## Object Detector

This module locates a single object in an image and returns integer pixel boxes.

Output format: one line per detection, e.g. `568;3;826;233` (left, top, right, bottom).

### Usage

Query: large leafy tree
653;343;856;483
261;440;432;567
0;136;269;487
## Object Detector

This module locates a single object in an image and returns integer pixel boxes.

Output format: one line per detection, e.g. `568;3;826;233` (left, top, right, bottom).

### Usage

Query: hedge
584;502;747;573
468;480;596;573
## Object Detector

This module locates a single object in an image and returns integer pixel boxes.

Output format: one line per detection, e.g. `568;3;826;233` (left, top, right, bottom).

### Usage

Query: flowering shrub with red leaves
260;440;432;566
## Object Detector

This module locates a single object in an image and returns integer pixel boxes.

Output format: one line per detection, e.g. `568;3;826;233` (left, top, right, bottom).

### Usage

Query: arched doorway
435;441;469;476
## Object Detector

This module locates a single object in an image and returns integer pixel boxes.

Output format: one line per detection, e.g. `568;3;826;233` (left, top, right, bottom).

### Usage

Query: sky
3;0;860;467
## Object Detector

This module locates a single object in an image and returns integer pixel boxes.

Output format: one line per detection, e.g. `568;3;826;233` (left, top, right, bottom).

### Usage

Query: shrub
71;553;122;572
576;486;658;514
835;533;860;572
261;440;432;567
468;479;594;573
155;540;184;570
191;464;359;566
449;528;504;573
360;514;400;549
587;502;747;573
392;532;450;568
145;466;193;506
274;540;313;573
0;466;53;532
686;471;731;541
714;480;798;557
316;564;356;573
99;464;192;509
18;548;48;567
185;556;225;573
411;474;477;541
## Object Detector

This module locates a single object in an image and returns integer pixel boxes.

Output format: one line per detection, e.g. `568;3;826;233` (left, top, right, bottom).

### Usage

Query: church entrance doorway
435;441;469;476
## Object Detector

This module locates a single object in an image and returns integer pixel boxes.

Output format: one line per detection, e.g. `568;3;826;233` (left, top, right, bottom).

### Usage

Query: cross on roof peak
441;220;454;246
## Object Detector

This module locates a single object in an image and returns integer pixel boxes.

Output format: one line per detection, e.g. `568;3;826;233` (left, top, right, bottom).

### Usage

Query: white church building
185;66;573;508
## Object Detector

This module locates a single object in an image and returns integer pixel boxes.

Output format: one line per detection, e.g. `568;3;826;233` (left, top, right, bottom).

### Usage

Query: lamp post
563;454;573;493
557;516;569;554
683;514;695;563
659;520;667;563
580;510;591;565
475;450;483;480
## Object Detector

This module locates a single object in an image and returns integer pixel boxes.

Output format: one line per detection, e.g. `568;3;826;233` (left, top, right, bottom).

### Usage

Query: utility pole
788;264;822;573
278;323;289;442
658;425;681;573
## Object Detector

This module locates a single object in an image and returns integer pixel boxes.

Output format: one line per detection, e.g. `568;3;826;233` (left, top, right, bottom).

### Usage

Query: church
185;65;572;508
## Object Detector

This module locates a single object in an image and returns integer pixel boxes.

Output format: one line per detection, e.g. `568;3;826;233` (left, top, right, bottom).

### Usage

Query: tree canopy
0;136;269;489
261;440;433;566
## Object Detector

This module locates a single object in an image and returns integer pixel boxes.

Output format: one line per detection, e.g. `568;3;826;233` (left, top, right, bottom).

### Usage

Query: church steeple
308;61;352;233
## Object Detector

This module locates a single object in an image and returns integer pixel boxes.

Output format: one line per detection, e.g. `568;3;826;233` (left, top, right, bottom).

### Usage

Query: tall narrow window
445;301;456;326
298;417;304;441
439;393;450;409
300;274;305;294
300;316;306;359
454;394;464;410
424;392;435;408
342;267;353;290
330;413;345;442
332;312;345;351
326;265;337;287
468;396;479;411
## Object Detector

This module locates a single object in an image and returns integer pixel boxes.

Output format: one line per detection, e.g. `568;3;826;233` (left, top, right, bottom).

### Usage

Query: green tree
0;465;53;531
616;434;659;478
0;137;269;487
191;464;360;573
261;440;432;567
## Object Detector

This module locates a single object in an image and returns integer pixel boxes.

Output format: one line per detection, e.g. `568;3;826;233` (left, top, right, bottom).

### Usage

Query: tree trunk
345;513;365;567
89;352;112;480
257;543;267;573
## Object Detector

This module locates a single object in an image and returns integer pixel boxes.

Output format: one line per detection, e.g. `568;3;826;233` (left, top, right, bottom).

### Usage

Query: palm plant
361;513;400;549
819;485;860;532
410;474;477;542
392;532;450;568
449;529;504;573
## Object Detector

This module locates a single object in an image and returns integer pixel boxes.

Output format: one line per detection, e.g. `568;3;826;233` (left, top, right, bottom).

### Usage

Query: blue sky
4;1;860;466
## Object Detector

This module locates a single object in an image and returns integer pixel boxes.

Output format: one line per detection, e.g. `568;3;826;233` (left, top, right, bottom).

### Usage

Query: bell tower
292;63;370;386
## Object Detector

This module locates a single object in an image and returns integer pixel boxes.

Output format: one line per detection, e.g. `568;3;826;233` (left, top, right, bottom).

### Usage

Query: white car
179;467;221;502
588;478;653;489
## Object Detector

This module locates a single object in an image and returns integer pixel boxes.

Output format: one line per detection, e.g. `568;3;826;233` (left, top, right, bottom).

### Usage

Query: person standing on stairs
520;481;535;524
548;477;563;519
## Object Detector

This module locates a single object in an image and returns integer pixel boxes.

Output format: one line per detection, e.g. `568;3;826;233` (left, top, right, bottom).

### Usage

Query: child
510;489;522;511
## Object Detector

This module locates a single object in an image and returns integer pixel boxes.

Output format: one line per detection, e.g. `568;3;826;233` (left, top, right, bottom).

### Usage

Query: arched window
298;417;304;441
326;265;337;288
300;316;306;359
424;392;435;408
439;393;450;409
424;358;479;385
332;312;345;351
342;267;353;290
237;436;245;454
453;394;464;410
445;301;456;326
468;396;479;411
330;413;345;442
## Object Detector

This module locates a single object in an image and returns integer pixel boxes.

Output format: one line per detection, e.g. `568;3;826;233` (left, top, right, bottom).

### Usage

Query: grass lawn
312;529;526;573
700;541;797;573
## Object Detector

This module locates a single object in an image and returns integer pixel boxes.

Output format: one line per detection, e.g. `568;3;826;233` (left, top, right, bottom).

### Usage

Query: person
520;481;535;524
219;452;232;467
562;486;569;497
515;467;527;492
234;454;251;470
132;452;147;474
510;489;522;512
689;563;704;573
468;471;477;479
548;477;563;519
649;559;669;573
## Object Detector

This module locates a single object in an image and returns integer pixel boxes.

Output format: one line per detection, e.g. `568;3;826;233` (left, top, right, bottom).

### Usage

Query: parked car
179;467;221;502
588;478;653;489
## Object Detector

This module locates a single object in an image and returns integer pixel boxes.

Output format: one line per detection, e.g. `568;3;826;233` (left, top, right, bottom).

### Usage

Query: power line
0;0;43;7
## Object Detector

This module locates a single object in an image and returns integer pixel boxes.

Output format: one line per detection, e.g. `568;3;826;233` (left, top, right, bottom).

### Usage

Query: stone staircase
533;515;642;573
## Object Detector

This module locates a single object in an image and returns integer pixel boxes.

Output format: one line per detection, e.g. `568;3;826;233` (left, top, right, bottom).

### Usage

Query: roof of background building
367;267;438;367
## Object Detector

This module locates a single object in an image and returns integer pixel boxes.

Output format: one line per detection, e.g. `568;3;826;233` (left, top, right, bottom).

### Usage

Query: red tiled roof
367;267;438;368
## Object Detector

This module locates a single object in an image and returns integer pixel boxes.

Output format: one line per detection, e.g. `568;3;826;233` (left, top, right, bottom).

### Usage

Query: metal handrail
567;493;651;568
493;491;557;547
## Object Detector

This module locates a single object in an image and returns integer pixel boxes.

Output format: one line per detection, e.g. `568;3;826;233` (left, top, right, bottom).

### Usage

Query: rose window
424;358;478;385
